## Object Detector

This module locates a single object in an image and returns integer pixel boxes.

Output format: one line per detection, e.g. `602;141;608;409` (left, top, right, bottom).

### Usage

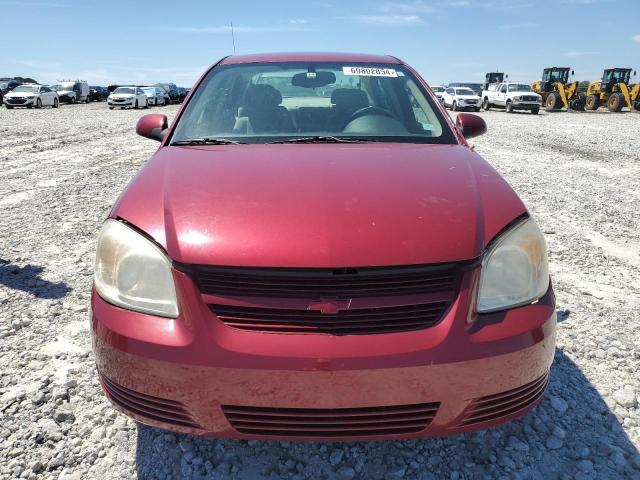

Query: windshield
114;87;135;94
12;85;39;93
454;88;476;96
171;62;455;145
431;86;444;93
142;87;156;94
508;84;532;92
603;70;630;83
542;69;569;83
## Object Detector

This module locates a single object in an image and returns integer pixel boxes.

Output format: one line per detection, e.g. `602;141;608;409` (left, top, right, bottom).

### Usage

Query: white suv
442;87;481;111
3;84;59;109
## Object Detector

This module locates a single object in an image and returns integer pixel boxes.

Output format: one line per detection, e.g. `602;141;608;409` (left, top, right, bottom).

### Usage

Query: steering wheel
348;106;396;123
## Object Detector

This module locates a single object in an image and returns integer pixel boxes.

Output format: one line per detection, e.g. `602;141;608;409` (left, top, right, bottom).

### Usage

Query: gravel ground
0;103;639;480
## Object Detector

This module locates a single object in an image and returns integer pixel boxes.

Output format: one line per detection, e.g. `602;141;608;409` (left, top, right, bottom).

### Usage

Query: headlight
477;217;549;313
513;96;521;101
94;219;179;318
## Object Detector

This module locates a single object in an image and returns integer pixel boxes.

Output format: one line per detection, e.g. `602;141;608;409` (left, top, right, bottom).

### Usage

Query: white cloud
18;59;62;69
288;18;309;24
479;1;532;8
498;22;539;30
564;51;598;57
0;1;67;6
378;1;436;13
633;34;640;43
353;14;423;25
174;24;307;33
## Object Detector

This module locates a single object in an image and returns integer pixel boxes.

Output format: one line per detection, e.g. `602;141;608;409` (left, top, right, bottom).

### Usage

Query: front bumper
92;267;556;441
108;101;133;107
457;101;481;109
512;101;541;109
4;98;34;106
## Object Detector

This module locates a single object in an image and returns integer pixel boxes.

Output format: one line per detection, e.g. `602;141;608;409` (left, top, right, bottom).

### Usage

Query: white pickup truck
481;82;542;114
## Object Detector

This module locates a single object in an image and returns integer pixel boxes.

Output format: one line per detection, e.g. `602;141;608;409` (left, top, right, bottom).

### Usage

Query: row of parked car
0;78;190;109
431;81;542;114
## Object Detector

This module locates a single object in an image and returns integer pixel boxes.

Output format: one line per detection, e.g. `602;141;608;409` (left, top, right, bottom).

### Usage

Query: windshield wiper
170;138;244;146
267;136;375;144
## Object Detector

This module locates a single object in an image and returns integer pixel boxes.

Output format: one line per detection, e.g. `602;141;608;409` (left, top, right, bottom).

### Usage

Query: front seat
233;84;293;134
328;88;369;132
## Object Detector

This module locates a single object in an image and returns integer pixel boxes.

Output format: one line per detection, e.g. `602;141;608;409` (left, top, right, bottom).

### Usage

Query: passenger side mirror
456;113;487;139
136;114;168;142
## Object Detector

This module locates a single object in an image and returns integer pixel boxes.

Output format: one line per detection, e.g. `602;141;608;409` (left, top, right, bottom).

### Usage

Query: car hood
110;94;134;99
111;144;526;267
512;91;540;97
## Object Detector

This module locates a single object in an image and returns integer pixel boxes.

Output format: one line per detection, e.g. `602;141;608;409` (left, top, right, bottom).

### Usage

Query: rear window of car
170;62;456;145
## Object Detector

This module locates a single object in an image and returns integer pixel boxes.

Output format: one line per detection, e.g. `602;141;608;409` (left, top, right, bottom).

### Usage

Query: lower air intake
100;374;200;429
222;402;440;437
458;373;549;426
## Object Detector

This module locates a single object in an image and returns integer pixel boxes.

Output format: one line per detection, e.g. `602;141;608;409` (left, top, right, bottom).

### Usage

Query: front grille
211;302;449;335
521;96;538;102
6;98;26;104
457;373;548;426
184;263;460;298
222;402;440;437
100;374;200;429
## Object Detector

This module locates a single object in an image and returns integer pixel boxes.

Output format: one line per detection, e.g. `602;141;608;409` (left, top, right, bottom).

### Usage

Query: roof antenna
230;21;236;55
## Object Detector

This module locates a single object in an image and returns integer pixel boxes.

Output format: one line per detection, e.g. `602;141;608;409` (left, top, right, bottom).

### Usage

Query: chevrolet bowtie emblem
307;298;352;314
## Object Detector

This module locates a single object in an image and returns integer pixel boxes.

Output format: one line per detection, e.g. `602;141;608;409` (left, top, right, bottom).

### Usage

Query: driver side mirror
136;114;168;142
456;113;487;139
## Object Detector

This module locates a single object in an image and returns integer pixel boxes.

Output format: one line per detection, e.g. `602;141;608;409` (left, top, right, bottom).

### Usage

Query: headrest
330;88;368;110
243;84;282;109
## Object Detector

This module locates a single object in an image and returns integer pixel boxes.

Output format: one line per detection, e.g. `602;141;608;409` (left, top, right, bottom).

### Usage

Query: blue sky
4;0;639;87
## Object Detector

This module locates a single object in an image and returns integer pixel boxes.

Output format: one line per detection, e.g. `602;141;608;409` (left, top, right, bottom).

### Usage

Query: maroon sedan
92;52;555;440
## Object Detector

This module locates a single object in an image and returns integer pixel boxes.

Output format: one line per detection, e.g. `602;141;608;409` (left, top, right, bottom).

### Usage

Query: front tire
134;100;139;109
482;98;491;110
531;107;539;115
545;92;560;112
53;98;59;108
585;94;600;111
607;93;624;112
36;98;42;109
452;101;458;111
506;100;513;113
6;105;13;109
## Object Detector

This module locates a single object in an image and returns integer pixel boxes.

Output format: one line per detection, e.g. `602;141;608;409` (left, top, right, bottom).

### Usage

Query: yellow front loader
531;67;584;112
584;68;639;112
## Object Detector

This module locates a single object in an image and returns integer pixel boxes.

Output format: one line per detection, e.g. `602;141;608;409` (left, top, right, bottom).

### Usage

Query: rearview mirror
292;71;336;88
136;114;168;142
456;113;487;139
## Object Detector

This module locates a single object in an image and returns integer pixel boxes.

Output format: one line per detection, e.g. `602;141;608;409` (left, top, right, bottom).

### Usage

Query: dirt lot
0;103;639;480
